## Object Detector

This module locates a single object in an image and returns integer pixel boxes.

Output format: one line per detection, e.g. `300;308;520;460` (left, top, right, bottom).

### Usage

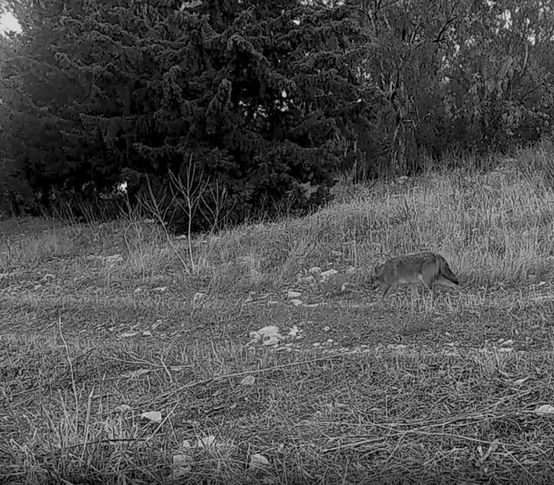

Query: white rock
288;325;300;337
240;375;255;385
120;331;138;338
141;411;162;422
249;453;270;470
320;269;338;278
534;404;554;415
171;454;193;478
197;435;216;448
249;325;284;347
113;404;132;412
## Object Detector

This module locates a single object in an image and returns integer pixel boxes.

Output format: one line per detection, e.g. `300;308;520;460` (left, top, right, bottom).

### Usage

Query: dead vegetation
2;151;554;483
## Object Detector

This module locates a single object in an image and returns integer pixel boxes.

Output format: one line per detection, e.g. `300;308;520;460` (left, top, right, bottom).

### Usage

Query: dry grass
2;147;554;483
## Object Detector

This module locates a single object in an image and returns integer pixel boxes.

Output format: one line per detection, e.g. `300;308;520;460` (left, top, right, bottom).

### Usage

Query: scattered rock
249;453;270;471
122;368;151;378
290;299;303;307
534;404;554;416
288;325;300;338
113;404;132;413
120;331;138;338
240;375;255;386
250;325;283;346
197;436;216;448
320;268;338;279
171;453;193;479
299;275;316;285
141;411;162;423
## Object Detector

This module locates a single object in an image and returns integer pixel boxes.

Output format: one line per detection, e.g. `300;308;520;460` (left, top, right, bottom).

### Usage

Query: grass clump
3;148;554;483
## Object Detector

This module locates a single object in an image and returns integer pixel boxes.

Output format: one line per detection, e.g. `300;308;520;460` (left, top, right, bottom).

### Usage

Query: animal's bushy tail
438;255;459;284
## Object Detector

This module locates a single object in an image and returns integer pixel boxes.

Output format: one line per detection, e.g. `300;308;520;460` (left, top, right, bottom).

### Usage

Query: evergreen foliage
0;0;553;222
2;0;374;226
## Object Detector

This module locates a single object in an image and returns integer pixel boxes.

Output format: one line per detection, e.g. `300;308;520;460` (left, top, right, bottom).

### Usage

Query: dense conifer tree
2;0;374;224
1;0;552;219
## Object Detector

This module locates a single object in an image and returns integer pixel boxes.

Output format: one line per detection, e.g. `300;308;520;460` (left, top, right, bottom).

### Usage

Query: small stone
320;269;338;278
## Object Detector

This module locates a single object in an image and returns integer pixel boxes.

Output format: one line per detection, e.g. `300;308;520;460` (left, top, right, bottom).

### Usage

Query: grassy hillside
2;150;554;483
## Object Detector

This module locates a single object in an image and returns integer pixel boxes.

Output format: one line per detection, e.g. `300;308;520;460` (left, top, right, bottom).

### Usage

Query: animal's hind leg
408;284;419;310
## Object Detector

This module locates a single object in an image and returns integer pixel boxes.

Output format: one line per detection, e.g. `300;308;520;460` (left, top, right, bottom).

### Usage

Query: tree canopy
1;0;553;223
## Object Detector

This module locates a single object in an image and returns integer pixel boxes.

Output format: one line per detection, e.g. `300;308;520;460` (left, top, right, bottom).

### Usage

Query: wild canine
371;252;459;300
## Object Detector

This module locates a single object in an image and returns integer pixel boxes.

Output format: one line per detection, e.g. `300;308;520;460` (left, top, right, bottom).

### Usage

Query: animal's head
370;265;385;290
